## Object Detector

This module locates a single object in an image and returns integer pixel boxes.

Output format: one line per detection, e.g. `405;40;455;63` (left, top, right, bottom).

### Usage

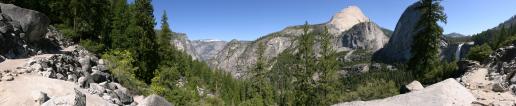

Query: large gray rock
0;55;4;62
138;94;173;106
332;79;475;106
42;88;86;106
372;2;422;63
88;83;106;95
373;2;449;63
115;89;133;104
32;91;50;105
0;3;50;42
403;80;424;92
0;12;31;58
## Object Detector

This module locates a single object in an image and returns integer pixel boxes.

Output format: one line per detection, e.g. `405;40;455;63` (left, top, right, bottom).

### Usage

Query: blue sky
149;0;516;41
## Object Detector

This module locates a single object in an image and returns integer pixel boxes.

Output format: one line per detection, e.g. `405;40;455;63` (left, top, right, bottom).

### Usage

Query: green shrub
466;44;493;62
339;78;398;101
56;24;78;40
102;50;150;95
500;34;516;47
80;39;105;53
421;61;459;84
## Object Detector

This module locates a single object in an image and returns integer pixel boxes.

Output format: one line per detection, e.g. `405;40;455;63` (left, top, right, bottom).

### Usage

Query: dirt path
0;74;113;106
0;45;76;71
461;68;516;105
0;45;115;106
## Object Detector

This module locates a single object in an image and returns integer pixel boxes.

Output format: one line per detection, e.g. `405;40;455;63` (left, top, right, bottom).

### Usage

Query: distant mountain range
444;32;467;38
173;6;389;77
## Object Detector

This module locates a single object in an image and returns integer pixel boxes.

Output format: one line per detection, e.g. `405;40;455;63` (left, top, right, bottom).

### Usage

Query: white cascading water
455;43;464;60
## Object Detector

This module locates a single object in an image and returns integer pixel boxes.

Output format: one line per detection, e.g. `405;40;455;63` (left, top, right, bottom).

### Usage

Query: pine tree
408;0;447;82
132;0;159;84
271;51;296;105
317;26;339;105
294;22;317;105
110;0;132;49
158;10;173;48
247;42;275;106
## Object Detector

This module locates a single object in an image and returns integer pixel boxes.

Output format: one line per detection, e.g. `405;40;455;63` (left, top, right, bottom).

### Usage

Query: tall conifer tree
132;0;159;83
408;0;447;81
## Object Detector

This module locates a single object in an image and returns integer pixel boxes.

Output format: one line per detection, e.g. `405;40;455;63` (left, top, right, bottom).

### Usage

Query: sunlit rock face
327;5;370;34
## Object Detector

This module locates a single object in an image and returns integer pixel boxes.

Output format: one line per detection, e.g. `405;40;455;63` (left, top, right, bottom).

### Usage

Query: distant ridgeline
174;6;390;78
472;15;516;49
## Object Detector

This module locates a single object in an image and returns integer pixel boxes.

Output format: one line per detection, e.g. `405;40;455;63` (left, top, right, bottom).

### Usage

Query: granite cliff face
190;40;227;61
174;6;389;77
171;32;228;61
373;2;454;63
340;22;389;51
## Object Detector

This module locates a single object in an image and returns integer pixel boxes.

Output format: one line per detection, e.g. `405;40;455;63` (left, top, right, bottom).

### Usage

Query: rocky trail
0;74;112;106
0;46;75;71
0;45;170;106
0;45;118;106
461;67;516;105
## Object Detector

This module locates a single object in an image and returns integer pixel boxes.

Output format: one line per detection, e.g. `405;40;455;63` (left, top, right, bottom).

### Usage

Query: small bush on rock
466;44;493;62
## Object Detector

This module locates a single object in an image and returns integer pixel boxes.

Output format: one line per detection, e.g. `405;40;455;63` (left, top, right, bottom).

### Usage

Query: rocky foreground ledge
0;46;172;106
332;79;475;106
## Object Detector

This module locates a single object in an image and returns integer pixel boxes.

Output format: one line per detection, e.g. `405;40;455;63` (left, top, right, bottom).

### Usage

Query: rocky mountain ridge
444;32;467;38
174;6;389;77
172;32;229;61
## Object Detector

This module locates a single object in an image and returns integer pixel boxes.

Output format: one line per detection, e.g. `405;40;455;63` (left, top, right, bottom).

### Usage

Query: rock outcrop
373;2;451;63
32;91;50;105
332;79;475;106
138;94;173;106
487;45;516;92
372;2;422;63
401;80;424;93
0;3;50;42
41;88;86;106
172;32;200;60
0;10;34;58
340;22;389;51
327;5;370;34
0;3;61;59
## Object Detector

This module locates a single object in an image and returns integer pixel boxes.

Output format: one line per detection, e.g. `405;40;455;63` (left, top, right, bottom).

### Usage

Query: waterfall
455;43;464;60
